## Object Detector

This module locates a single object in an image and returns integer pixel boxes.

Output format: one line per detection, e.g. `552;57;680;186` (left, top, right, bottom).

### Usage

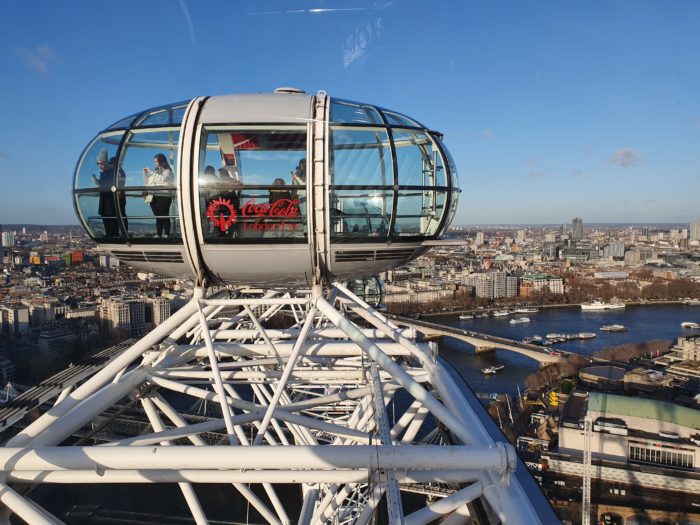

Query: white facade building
691;218;700;242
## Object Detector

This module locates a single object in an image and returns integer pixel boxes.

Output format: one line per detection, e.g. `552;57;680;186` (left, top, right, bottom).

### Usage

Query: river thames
433;304;700;396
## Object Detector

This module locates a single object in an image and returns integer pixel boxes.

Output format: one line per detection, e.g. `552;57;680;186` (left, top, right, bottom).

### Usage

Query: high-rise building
603;242;625;259
0;305;30;336
150;297;171;326
572;217;583;240
100;298;146;336
475;232;484;245
560;224;567;236
691;218;700;241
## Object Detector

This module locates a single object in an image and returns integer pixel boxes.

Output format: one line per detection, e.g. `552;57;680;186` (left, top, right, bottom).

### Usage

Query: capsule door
190;121;313;286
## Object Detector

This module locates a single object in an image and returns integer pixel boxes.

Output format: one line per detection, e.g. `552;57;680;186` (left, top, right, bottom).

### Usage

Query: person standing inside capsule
92;149;119;238
143;153;174;238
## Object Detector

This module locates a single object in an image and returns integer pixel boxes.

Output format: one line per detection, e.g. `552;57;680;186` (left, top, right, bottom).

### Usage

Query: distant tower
0;224;3;274
475;231;484;245
560;223;567;236
572;217;584;240
691;218;700;241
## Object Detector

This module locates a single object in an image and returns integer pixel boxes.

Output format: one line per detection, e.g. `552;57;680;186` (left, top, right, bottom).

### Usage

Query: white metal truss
0;283;549;524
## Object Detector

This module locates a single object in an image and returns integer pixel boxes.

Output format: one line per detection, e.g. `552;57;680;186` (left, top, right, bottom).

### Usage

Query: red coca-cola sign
241;198;300;218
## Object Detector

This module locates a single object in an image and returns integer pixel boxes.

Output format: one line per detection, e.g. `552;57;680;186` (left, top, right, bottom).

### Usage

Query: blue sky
0;0;698;225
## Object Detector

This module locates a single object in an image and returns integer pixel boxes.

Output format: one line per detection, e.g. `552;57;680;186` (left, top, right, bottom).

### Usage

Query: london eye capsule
73;89;460;286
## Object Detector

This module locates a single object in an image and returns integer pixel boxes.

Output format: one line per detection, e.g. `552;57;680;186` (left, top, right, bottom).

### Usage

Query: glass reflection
330;100;382;124
331;128;393;186
198;127;307;242
114;192;180;241
75;132;124;190
393;131;446;187
394;190;447;237
331;190;391;241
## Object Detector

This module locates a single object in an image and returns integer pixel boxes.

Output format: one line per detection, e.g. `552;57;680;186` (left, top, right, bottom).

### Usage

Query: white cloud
609;148;641;168
178;0;196;49
13;44;54;74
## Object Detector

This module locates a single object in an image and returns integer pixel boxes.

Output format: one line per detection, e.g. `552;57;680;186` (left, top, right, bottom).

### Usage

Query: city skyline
1;1;699;225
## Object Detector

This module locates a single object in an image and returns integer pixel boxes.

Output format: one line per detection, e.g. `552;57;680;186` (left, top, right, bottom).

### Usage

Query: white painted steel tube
439;504;472;525
7;299;200;447
151;369;370;381
182;342;415;357
23;367;149;447
315;297;475;445
430;366;541;524
196;295;238;446
140;397;208;525
202;298;309;306
0;482;63;525
298;488;319;525
404;482;483;525
209;328;412;340
147;375;371;442
253;305;317;445
0;445;508;472
346;303;433;366
6;469;482;484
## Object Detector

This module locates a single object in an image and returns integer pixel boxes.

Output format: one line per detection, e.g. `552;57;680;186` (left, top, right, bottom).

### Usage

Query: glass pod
73;90;460;287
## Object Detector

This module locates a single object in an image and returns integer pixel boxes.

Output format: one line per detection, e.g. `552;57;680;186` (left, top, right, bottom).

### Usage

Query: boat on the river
581;301;625;311
514;307;538;314
459;314;474;320
684;299;700;306
481;364;505;375
509;317;531;324
476;313;489;319
492;310;510;317
578;332;597;339
546;333;566;340
600;324;627;332
681;321;700;329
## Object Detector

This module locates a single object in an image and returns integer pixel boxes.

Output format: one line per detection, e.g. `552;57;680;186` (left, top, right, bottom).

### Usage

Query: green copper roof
588;392;700;430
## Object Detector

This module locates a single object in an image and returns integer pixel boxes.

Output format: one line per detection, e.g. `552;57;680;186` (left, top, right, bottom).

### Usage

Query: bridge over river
391;316;569;365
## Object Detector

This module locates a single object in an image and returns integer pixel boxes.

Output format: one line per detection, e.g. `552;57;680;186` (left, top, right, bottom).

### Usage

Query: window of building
629;441;694;470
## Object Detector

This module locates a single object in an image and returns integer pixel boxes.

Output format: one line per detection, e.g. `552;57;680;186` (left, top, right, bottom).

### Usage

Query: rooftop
588;392;700;430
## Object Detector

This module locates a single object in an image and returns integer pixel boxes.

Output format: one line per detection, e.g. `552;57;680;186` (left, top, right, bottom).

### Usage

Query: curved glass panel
75;132;124;190
117;129;180;241
393;131;447;187
330;128;393;186
331;190;391;241
133;101;189;127
437;137;459;190
381;110;422;128
330;100;382;124
116;191;180;241
198;126;307;242
75;193;111;239
106;112;141;131
394;190;447;237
